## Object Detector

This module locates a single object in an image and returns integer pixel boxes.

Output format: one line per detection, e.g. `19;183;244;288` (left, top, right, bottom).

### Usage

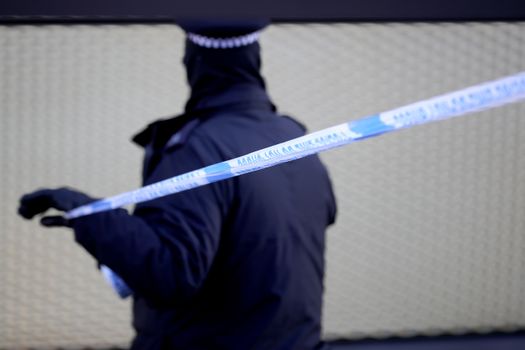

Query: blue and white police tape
67;71;525;298
65;71;525;220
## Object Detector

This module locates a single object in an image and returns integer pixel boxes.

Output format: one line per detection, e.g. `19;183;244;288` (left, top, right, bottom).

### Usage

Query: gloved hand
18;187;96;227
18;187;133;298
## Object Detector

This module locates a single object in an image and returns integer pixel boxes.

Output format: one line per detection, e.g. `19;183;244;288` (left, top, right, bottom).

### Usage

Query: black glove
18;187;96;227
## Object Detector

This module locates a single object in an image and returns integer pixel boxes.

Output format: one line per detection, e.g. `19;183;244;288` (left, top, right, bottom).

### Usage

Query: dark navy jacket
73;40;336;350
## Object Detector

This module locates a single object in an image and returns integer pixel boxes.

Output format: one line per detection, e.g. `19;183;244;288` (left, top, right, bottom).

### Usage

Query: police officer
18;22;337;349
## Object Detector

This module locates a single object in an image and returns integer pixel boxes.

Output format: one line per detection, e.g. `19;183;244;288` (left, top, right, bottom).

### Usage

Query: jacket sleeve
72;137;231;306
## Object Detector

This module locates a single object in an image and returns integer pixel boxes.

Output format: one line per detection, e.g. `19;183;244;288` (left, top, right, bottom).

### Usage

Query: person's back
147;110;334;349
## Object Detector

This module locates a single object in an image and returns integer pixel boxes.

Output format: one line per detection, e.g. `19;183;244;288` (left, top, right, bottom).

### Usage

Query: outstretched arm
18;142;229;306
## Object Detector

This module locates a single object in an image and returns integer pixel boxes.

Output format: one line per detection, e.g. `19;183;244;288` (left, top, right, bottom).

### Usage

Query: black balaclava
180;21;269;111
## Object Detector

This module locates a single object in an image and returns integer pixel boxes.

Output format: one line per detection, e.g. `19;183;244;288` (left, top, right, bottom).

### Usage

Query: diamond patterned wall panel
0;25;187;349
0;23;524;348
260;23;525;339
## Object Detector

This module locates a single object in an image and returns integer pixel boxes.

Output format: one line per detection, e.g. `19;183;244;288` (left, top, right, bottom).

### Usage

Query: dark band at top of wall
1;0;525;23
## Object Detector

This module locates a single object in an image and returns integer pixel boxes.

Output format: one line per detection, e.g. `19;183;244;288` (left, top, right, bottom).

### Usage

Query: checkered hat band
187;31;261;49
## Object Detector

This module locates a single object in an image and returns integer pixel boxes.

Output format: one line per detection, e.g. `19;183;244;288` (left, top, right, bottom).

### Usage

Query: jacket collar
132;83;275;149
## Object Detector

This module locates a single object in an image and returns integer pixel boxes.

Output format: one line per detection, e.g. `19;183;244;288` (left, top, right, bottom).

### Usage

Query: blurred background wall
0;23;524;349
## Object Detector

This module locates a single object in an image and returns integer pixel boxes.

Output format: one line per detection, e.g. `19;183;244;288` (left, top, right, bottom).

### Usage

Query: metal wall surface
1;23;524;348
